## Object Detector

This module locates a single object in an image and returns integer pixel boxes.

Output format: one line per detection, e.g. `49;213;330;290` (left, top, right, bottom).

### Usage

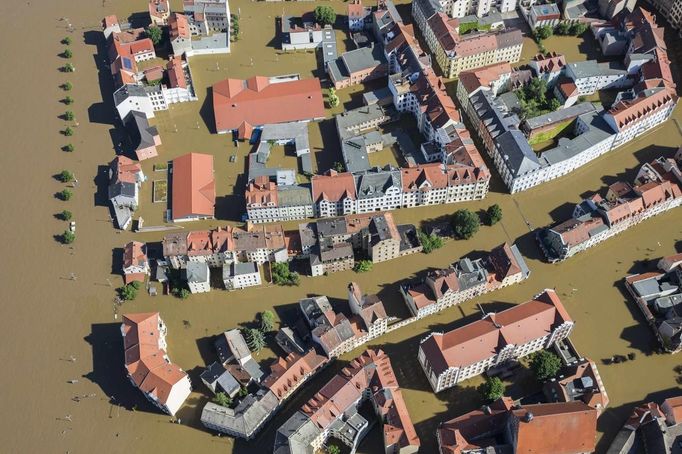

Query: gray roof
190;33;229;52
531;3;561;16
217;370;241;396
341;44;386;74
108;181;136;200
185;261;209;283
113;84;147;106
242;358;265;383
299;296;333;326
300;153;312;175
362;87;392;105
298;222;318;250
336;105;387;139
273;411;320;454
200;390;279;438
201;361;226;384
225;261;259;277
112;204;133;230
523;102;597;131
567;60;627;79
453;258;488;290
470;90;518;141
275;327;306;355
509;244;531;279
321;27;338;66
318;241;354;262
354;167;401;199
260;122;310;155
342;137;371;173
225;329;251;362
414;0;442;19
125;110;159;152
278;185;313;207
317;217;348;238
494;129;542;177
542;109;616;165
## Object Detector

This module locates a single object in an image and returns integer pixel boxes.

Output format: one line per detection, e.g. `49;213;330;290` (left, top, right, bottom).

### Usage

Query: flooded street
0;0;680;453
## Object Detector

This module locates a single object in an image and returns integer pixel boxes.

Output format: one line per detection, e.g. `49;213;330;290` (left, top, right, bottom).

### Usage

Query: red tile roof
212;76;325;134
458;62;513;94
169;12;191;40
171;153;215;220
122;313;188;409
123;241;147;268
167;57;187;89
245;175;278;207
608;87;678;130
311;170;357;203
422;290;572;375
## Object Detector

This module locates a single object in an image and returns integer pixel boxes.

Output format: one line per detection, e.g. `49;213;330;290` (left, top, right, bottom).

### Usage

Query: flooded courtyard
1;0;681;452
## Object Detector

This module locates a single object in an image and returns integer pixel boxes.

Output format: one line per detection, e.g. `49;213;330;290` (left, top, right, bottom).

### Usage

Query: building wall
164;376;193;416
188;278;210;293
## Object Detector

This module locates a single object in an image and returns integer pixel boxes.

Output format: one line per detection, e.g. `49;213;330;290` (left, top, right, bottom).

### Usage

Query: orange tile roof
212;76;325;133
311;170;357;203
171;153;215;220
169;12;190;40
608;87;678;130
663;396;682;424
422;290;571;374
110;155;142;185
123;241;147;268
167;57;187;89
245;175;278;207
458;62;513;94
122;312;188;408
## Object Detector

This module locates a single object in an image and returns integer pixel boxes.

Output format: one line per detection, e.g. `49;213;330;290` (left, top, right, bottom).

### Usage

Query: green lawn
153;180;167;203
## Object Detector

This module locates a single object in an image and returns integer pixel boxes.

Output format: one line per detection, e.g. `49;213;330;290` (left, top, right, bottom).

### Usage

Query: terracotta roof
608;87;678;130
401;163;449;191
110;155;142;185
262;350;327;401
532;52;566;73
458;62;513;94
186;230;212;256
422;290;571;375
212;76;325;133
171;153;215;220
311;170;357;203
167;57;187;89
169;13;190;40
123;241;147;268
103;15;119;28
663;396;682;424
487;242;522;282
439;400;597;454
245;175;278;207
122;312;188;409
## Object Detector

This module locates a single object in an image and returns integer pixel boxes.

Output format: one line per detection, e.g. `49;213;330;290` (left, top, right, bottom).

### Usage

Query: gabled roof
311;170;357;203
171;153;215;219
212;76;325;133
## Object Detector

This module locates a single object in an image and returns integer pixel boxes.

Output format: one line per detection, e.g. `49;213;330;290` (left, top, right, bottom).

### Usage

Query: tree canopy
213;392;232;407
487;204;503;226
246;328;266;353
62;230;76;245
418;230;444;254
479;376;505;402
314;5;336;26
452;209;479;240
146;26;163;45
353;260;373;273
271;262;300;286
260;310;276;333
530;350;563;381
59;170;74;182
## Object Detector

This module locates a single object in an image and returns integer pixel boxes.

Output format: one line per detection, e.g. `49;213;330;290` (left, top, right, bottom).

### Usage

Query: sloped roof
172;153;215;219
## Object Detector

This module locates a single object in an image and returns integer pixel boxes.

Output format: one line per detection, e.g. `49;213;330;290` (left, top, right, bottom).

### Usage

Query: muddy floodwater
1;0;681;452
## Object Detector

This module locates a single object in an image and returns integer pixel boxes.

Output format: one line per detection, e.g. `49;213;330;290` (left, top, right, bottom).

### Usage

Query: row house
414;5;523;79
299;296;359;358
244;176;314;224
223;262;262;290
185;261;210;294
348;282;388;339
162;225;288;270
539;156;682;261
418;289;574;392
401;242;530;318
274;349;420;454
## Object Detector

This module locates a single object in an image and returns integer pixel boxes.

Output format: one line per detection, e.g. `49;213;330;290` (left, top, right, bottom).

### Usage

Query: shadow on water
199;87;216;134
595;386;682;452
83;323;157;414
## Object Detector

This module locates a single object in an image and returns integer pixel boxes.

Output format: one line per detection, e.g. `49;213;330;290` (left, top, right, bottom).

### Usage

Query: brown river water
1;0;680;452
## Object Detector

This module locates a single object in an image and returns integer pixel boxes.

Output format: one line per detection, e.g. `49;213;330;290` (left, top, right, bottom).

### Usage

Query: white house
223;262;262;290
186;261;210;294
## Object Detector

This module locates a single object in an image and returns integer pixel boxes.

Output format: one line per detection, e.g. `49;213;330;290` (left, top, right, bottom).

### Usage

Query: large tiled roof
212;76;325;133
171;153;215;220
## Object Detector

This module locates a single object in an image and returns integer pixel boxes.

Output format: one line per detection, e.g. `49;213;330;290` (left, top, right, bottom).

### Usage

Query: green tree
246;328;266;353
570;22;589;36
119;283;139;301
487;204;503;226
353;260;373;273
549;98;561;111
64;143;75;152
63;82;73;91
179;288;190;299
452;209;479;240
332;161;345;172
64;96;74;106
64;127;74;136
62;230;76;245
63;63;75;72
314;5;336;26
238;386;248;397
64;111;75;121
479;376;505;401
555;22;571;35
533;25;553;41
60;210;73;221
213;392;232;407
271;262;300;286
326;445;341;454
58;170;74;182
328;88;339;107
59;189;73;201
146;26;163;45
417;230;444;254
62;37;72;45
63;48;73;59
260;310;276;333
530;350;562;381
526;78;548;105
